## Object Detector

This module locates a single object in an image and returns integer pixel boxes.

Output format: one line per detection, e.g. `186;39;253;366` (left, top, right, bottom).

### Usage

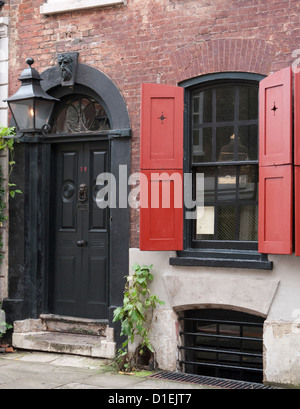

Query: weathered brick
5;0;300;247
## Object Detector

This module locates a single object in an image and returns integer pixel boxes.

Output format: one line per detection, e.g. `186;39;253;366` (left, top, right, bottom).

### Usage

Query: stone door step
39;314;109;336
12;316;116;359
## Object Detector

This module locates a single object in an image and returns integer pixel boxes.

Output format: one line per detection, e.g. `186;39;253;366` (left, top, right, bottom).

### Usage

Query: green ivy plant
113;264;164;371
0;126;21;344
0;126;22;199
0;126;21;262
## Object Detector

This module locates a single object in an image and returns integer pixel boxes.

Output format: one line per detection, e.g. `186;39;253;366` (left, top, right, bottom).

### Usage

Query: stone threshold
12;315;116;359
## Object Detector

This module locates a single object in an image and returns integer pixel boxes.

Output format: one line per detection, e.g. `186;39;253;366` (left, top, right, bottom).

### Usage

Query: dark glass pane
193;89;212;124
216;86;235;122
239;165;258;201
217;165;237;202
217;126;235;161
239;204;258;241
238;124;258;160
192;128;212;162
194;166;215;204
239;86;258;120
53;95;110;134
217;205;236;240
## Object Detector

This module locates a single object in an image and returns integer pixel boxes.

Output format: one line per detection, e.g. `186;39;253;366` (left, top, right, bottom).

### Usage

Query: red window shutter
140;170;183;251
258;165;293;254
295;72;300;255
259;67;292;167
140;83;184;251
295;71;300;165
258;67;293;255
295;167;300;256
140;83;184;170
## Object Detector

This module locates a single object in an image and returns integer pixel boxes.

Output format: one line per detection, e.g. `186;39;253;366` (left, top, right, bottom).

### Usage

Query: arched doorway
48;91;112;319
5;61;131;336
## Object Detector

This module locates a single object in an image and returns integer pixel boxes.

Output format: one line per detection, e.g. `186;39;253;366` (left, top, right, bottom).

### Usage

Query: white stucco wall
129;248;300;386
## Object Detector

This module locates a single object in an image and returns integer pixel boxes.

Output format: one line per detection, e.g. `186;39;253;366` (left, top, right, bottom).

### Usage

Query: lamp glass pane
9;100;34;130
35;100;55;129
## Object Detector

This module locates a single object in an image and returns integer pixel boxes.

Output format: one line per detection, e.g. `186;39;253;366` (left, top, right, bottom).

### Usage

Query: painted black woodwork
51;142;109;319
4;62;131;346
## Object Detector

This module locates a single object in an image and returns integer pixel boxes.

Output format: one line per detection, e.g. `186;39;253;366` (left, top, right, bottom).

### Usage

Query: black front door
51;141;109;319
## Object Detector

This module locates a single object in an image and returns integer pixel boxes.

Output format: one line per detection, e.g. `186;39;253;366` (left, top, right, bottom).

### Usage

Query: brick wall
0;2;10;300
6;0;300;247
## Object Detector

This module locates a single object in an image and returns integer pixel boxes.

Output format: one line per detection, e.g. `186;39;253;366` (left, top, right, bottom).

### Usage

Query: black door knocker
78;183;88;202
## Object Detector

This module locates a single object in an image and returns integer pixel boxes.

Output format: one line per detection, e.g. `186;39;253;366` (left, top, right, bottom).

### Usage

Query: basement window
40;0;126;15
179;309;264;383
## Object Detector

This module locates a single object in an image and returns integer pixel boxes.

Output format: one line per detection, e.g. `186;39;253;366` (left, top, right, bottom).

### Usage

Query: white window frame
40;0;126;15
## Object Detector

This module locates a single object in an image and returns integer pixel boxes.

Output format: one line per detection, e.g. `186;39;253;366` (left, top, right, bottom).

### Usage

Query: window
40;0;126;16
191;82;258;250
51;94;110;134
179;309;264;383
169;73;272;269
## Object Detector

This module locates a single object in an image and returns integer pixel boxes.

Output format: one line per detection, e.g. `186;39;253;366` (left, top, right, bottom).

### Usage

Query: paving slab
0;351;216;390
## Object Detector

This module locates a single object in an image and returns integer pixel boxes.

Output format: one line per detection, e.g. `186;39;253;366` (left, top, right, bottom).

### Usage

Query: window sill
40;0;126;15
170;249;273;270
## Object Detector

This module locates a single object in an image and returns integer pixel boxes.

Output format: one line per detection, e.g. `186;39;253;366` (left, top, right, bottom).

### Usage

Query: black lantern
4;58;59;134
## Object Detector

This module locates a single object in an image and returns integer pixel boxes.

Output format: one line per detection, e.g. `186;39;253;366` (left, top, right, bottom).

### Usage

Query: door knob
76;240;87;247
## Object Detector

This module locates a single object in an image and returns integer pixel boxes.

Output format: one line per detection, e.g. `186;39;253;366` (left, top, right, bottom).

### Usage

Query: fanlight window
52;95;110;134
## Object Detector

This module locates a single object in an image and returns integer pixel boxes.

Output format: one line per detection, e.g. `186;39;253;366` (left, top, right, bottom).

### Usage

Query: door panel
52;141;109;319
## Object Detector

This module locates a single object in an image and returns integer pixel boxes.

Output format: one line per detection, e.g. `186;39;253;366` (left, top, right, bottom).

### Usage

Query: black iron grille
149;371;278;389
179;309;264;383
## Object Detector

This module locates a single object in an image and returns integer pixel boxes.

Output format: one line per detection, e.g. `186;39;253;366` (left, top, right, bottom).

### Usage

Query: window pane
218;165;237;202
192;128;212;162
238;124;258;160
194;167;215;240
53;95;110;134
239;86;258;120
217;126;235;161
216;86;235;122
239;165;258;201
239;204;258;241
193;89;212;124
217;205;236;240
195;166;215;203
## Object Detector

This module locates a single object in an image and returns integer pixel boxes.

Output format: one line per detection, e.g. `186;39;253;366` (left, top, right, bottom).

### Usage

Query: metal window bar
179;315;264;382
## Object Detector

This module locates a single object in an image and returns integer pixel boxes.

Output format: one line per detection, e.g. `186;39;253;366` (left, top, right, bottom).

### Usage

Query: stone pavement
0;350;217;391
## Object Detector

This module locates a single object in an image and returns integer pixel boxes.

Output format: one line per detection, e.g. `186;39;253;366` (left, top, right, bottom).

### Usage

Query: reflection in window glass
216;86;235;122
239;86;258;120
193;128;212;162
52;95;110;134
191;83;259;246
217;126;235;161
238;125;257;160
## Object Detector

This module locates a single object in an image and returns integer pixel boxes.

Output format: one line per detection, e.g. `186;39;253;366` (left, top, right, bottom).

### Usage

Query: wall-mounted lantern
4;58;59;136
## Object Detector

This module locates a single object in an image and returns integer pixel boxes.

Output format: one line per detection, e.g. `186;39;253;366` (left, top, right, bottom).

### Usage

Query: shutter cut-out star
158;112;167;124
271;102;278;116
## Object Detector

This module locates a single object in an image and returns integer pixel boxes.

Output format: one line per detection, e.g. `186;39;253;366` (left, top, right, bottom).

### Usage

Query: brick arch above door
170;38;277;82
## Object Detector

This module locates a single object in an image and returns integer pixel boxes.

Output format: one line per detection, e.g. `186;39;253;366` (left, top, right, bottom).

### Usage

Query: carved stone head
57;52;79;86
58;54;74;82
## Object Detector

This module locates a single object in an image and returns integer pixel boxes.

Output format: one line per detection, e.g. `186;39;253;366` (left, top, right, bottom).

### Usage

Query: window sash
188;82;259;250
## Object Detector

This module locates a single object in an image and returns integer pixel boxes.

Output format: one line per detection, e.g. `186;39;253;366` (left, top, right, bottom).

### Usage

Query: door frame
5;62;131;345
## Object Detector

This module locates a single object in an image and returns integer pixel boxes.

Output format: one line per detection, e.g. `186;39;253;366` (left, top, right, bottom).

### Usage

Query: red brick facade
4;0;300;247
